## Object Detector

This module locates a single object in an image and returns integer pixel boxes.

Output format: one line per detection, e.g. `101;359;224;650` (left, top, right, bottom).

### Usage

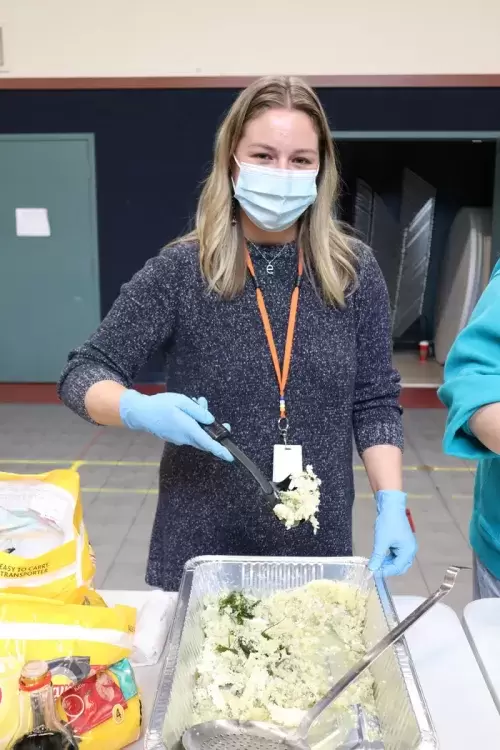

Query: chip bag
57;659;142;749
0;469;95;599
0;591;137;748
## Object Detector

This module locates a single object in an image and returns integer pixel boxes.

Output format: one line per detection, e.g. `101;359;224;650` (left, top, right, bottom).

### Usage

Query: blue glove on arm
368;490;417;576
119;391;233;462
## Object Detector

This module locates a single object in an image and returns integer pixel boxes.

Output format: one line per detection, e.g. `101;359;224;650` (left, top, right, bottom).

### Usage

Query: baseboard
0;383;444;408
0;382;163;404
399;388;443;408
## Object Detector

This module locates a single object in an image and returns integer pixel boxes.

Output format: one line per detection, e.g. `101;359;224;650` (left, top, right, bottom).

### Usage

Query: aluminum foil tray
145;556;438;750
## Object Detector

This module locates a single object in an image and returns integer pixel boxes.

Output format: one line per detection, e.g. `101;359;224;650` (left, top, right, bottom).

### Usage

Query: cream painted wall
0;0;499;78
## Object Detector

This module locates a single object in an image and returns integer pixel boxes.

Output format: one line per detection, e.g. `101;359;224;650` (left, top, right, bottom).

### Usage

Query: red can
419;341;429;363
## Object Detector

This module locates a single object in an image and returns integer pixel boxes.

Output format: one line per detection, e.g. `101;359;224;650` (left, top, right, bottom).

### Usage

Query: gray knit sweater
58;240;403;590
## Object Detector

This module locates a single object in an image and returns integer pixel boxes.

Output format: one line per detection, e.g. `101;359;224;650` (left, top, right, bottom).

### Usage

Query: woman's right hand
119;390;233;462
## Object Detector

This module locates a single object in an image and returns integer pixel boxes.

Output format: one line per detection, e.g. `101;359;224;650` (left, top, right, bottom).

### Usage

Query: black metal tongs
201;419;292;502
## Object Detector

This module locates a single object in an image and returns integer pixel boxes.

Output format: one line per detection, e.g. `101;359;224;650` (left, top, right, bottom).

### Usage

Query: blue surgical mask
233;157;318;233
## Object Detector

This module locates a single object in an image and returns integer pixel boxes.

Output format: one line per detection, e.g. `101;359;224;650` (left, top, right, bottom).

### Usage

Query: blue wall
1;86;499;380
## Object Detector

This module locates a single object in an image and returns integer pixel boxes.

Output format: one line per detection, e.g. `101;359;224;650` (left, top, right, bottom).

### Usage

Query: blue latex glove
119;390;233;462
195;398;231;434
368;490;417;576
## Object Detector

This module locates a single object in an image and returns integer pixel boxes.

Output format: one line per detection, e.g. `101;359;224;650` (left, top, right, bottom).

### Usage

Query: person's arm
85;381;127;426
351;246;404;481
59;245;234;462
58;251;179;425
352;246;415;576
469;405;500;454
439;260;500;459
362;445;403;492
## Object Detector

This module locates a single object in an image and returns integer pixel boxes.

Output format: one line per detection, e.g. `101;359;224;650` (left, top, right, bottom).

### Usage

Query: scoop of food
273;465;321;532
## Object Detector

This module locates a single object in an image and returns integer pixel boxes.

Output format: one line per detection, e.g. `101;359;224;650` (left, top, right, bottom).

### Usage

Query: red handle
406;508;416;533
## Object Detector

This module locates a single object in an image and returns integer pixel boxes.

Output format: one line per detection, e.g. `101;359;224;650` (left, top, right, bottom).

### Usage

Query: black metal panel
393;170;436;337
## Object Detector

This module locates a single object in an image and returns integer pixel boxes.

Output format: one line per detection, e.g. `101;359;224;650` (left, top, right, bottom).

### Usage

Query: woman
439;259;500;599
59;75;416;590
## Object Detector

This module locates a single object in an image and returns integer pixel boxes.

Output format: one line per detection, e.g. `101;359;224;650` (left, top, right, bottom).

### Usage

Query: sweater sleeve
439;261;500;460
58;250;181;422
352;246;403;455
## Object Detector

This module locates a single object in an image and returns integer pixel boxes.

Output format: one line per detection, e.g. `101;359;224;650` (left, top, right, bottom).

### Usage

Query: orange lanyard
246;243;304;441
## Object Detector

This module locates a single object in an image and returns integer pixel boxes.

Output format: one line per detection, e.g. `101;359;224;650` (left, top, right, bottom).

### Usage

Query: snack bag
0;591;137;748
57;659;142;749
0;469;95;599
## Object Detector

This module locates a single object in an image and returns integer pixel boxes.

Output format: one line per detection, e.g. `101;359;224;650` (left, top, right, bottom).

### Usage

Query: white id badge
273;445;303;483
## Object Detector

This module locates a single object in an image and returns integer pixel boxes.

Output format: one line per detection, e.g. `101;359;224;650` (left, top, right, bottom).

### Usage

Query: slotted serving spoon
182;566;460;750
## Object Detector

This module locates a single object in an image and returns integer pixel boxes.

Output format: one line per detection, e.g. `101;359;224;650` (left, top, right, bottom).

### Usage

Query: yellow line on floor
0;458;160;467
82;487;157;495
356;493;432;499
80;487;433;499
0;458;473;473
77;459;161;467
0;459;73;465
356;464;428;472
354;464;473;473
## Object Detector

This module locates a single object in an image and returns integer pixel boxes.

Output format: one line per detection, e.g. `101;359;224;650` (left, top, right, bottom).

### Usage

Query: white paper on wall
15;208;51;237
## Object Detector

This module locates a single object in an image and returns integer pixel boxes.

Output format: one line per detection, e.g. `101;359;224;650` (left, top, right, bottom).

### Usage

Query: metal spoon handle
295;566;460;739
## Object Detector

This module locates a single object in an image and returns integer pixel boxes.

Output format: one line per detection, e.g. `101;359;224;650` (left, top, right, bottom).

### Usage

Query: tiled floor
0;404;475;612
393;351;444;387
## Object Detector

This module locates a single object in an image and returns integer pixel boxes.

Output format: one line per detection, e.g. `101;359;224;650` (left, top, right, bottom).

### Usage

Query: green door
0;134;100;382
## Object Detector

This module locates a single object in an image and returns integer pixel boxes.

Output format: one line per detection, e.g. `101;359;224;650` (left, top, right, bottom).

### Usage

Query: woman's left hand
368;490;417;576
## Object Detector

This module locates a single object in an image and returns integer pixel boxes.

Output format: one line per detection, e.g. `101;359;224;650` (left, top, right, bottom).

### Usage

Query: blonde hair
176;75;357;306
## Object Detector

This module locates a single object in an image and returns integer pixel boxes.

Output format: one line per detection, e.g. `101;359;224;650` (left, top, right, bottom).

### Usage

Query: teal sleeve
438;261;500;460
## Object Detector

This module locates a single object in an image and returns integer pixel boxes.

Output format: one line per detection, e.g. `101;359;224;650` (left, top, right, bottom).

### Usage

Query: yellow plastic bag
0;591;137;748
0;469;95;598
63;585;108;607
